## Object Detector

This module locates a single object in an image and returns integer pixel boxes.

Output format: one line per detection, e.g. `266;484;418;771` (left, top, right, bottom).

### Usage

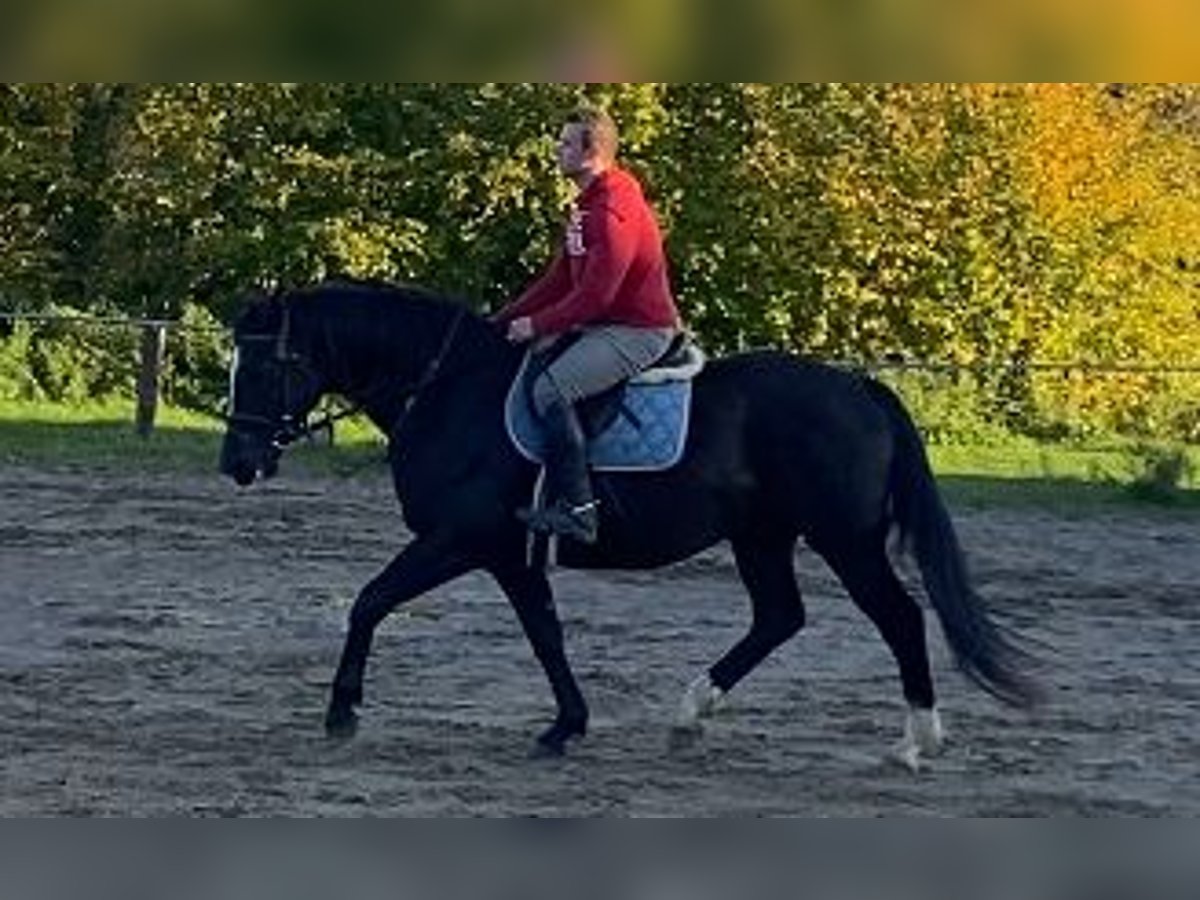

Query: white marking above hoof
888;707;945;773
676;673;725;730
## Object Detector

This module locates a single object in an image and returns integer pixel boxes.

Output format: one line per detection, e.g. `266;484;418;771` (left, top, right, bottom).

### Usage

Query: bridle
227;301;468;449
226;301;317;448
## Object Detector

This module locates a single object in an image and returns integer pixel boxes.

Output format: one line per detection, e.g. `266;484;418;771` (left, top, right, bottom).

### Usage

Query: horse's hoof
886;743;924;774
530;720;585;758
667;724;703;753
529;737;567;759
324;705;359;741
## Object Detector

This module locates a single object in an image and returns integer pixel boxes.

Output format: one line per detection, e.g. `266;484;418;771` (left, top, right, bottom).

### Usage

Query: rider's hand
506;317;535;343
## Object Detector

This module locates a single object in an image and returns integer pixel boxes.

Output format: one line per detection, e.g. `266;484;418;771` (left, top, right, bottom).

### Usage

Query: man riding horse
493;106;682;544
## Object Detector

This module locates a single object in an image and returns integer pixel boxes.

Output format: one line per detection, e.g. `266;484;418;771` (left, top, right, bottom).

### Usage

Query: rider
493;105;683;544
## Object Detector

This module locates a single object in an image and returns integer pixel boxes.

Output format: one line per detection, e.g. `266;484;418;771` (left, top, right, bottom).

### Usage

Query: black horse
220;279;1036;767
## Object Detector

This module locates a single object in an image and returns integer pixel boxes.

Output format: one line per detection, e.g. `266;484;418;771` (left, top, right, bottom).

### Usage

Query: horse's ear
243;275;288;305
235;287;283;334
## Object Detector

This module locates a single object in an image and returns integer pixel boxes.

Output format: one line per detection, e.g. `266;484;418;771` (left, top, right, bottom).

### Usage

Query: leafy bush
1126;443;1196;502
881;366;1033;446
163;304;230;414
0;309;139;403
0;320;43;401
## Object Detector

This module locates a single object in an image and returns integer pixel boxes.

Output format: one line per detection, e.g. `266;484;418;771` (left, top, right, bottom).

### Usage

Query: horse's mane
251;276;513;384
294;275;470;317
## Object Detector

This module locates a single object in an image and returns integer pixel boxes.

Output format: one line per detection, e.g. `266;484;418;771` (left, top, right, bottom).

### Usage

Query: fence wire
3;311;1200;443
6;310;1200;372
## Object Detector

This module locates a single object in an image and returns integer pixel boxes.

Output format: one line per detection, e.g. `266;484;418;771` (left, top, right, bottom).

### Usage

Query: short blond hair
566;106;619;162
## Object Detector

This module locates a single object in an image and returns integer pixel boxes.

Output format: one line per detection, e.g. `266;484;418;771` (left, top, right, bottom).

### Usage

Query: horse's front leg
489;562;588;756
325;535;473;739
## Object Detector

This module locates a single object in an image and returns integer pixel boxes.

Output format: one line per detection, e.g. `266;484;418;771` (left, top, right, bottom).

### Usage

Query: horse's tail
863;378;1041;708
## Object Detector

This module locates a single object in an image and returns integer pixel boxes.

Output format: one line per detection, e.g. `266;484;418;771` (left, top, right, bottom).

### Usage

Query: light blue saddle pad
505;357;694;472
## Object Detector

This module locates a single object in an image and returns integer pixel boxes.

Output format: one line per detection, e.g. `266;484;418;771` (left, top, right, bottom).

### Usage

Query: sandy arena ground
1;464;1197;815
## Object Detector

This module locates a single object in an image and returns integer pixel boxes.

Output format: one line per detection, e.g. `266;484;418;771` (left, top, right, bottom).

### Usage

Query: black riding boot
517;395;599;544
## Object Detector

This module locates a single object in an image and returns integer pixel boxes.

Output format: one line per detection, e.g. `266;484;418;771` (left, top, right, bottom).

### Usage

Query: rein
228;303;469;448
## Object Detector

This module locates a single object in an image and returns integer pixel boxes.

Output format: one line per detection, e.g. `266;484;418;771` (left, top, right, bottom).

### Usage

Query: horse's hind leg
675;535;805;735
820;534;943;770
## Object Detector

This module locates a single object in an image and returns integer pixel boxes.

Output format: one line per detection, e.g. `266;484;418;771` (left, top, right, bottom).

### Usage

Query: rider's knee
532;372;569;419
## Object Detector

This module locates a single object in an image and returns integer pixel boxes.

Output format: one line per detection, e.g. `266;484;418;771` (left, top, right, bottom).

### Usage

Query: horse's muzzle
220;431;279;486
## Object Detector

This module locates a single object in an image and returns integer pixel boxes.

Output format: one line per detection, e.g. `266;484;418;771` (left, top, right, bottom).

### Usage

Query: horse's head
220;296;326;487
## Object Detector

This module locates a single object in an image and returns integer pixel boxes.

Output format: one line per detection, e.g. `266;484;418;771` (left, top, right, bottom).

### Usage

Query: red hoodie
499;167;681;336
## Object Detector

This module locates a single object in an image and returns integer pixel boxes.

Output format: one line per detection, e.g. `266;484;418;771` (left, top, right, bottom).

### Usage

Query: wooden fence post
135;322;167;438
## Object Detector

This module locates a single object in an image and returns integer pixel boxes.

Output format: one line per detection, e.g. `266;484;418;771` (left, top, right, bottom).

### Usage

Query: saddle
530;332;704;438
505;332;705;472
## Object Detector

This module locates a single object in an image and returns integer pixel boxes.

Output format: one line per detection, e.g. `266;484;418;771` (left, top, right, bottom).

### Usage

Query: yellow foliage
1010;84;1200;366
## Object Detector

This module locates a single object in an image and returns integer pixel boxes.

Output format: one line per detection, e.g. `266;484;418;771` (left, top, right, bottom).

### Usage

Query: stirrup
518;499;599;544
